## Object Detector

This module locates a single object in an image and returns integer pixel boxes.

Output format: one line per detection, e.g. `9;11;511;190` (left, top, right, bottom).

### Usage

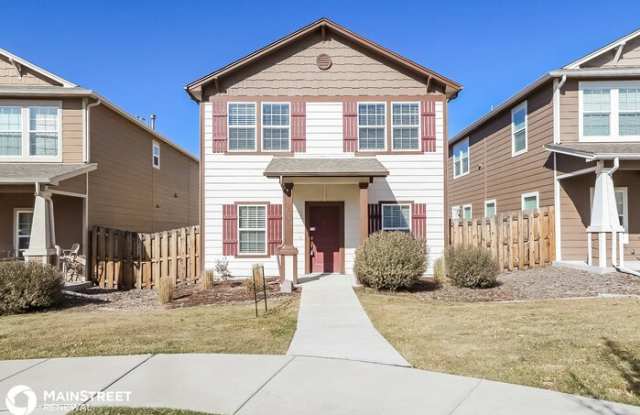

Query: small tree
354;231;427;291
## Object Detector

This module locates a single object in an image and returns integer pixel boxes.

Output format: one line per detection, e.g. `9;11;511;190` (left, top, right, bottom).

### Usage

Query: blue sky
2;0;640;156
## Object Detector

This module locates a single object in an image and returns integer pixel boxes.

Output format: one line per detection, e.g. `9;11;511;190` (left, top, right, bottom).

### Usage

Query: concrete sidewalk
0;354;638;415
287;273;409;366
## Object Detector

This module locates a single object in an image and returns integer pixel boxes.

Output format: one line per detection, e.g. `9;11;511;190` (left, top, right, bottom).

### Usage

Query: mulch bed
401;266;640;303
61;278;297;311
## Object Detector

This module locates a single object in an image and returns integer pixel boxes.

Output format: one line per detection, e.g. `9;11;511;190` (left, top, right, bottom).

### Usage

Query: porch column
278;182;298;292
359;182;369;244
23;187;57;265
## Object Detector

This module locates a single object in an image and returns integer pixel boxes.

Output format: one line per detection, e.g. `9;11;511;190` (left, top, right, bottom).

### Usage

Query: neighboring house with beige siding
448;28;640;274
186;18;461;285
0;48;198;268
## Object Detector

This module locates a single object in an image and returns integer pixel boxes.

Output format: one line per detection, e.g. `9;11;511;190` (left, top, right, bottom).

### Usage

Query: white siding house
188;18;461;283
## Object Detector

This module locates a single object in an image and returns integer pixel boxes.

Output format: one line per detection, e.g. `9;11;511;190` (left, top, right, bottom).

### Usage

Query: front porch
549;143;640;274
0;163;96;277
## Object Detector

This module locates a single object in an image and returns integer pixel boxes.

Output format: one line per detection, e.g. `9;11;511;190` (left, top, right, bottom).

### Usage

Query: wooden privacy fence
90;225;200;289
449;207;555;272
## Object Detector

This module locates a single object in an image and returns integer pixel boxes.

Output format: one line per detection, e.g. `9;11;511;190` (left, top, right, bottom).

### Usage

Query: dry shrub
433;256;445;286
354;231;427;290
445;246;499;288
0;261;64;314
244;272;267;296
158;275;175;304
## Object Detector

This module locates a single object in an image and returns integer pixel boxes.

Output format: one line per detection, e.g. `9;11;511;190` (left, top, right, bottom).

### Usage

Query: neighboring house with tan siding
186;18;461;285
448;28;640;274
0;48;198;267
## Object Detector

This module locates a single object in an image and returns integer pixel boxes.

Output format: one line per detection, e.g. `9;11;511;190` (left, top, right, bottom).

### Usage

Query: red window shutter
291;102;306;152
368;204;381;234
421;100;436;153
212;101;227;153
222;204;237;256
267;204;282;255
343;101;358;152
412;203;427;241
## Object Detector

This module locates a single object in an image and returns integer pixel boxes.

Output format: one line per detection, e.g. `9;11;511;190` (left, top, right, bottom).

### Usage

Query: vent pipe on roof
150;114;157;130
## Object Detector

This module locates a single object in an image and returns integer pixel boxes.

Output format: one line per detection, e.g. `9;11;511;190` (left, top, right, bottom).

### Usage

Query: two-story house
448;28;640;274
0;48;199;266
186;18;461;286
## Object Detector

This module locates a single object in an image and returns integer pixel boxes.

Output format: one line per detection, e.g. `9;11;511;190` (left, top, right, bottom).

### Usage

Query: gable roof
449;27;640;146
0;48;77;88
185;18;462;101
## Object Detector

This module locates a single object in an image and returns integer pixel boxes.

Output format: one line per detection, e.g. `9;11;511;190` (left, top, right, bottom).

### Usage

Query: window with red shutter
212;101;227;153
267;204;282;255
291;102;306;152
368;204;381;234
411;203;427;241
222;204;237;255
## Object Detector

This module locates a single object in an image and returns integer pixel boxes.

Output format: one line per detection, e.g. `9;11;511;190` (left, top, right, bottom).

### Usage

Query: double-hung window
451;206;461;219
381;203;411;232
392;102;420;150
484;200;496;218
452;138;469;178
228;103;257;151
0;106;22;156
152;141;160;169
14;209;33;257
358;103;386;151
511;101;527;156
262;103;290;151
580;81;640;141
462;204;472;221
237;205;267;255
521;192;539;210
0;102;61;161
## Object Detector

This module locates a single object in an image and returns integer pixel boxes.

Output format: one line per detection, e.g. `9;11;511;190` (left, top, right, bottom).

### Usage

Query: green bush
0;261;64;314
445;246;499;288
354;231;427;290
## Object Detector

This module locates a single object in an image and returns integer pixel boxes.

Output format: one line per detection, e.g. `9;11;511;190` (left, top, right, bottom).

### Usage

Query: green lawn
70;407;213;415
358;290;640;406
0;298;298;360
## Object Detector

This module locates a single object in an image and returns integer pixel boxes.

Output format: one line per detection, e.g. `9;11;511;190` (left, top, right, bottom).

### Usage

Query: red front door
308;204;342;273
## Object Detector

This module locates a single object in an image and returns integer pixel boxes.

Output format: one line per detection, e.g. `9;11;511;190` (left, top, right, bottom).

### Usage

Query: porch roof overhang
263;157;389;181
0;163;97;185
545;143;640;161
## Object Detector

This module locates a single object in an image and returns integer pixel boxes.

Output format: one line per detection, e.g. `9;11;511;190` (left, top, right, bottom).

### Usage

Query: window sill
579;136;640;142
235;253;271;259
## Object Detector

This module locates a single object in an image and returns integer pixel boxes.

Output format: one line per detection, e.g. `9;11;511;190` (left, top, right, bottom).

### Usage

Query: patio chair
59;243;83;281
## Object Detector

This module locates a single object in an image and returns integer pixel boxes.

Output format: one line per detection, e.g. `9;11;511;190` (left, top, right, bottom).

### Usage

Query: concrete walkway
287;273;409;366
1;354;638;415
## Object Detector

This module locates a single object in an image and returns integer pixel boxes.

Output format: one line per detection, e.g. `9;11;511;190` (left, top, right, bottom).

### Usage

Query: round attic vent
316;54;332;70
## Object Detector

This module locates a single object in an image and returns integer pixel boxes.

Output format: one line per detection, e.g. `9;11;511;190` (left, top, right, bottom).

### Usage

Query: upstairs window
619;88;640;136
238;205;267;255
511;101;527;156
452;138;469;178
381;203;411;232
0;106;21;156
582;88;611;137
392;102;420;150
152;141;160;169
358;103;386;151
29;107;59;156
228;103;257;151
262;103;290;151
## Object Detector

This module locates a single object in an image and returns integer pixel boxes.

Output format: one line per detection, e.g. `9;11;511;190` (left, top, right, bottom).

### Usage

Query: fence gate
90;225;200;289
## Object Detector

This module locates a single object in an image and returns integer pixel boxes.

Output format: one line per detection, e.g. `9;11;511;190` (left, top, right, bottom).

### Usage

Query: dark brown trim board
304;201;345;275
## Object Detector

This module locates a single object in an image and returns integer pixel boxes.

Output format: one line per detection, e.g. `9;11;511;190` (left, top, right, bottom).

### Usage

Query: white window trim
579;81;640;142
152;141;160;169
484;199;497;218
261;102;291;152
391;101;421;151
0;100;62;162
236;204;268;256
227;102;257;152
462;204;472;220
357;101;387;152
521;191;540;210
589;186;629;233
452;137;470;179
451;205;461;219
13;208;33;255
381;203;412;231
511;101;528;157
